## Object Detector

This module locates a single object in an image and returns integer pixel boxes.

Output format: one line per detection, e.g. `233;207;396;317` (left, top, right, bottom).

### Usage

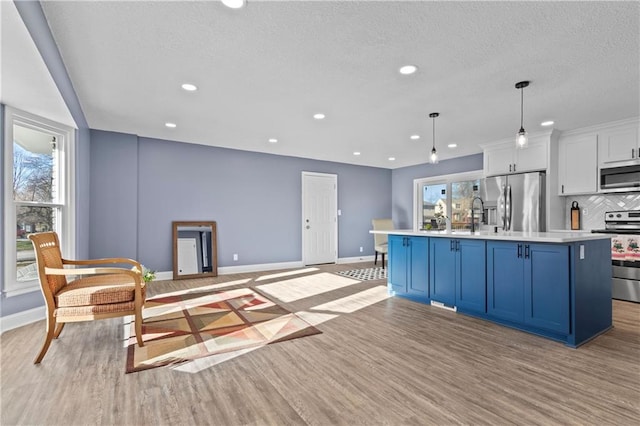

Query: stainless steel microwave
600;164;640;192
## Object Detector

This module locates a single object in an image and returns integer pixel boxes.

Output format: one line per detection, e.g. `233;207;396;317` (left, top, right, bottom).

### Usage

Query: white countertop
370;229;612;243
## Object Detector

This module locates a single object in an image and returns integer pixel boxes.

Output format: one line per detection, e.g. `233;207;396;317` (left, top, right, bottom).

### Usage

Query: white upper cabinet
558;133;598;195
514;136;548;173
598;121;640;165
483;135;548;176
484;145;514;175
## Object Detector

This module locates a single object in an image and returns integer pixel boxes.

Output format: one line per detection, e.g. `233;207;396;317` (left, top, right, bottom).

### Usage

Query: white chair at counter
372;218;393;269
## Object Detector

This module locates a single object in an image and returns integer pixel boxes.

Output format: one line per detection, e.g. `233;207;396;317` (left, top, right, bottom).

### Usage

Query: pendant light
515;81;529;149
429;112;439;164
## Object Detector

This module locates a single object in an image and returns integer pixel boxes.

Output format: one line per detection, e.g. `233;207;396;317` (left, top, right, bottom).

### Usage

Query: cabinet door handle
517;244;522;258
561;184;564;194
450;240;454;251
524;245;530;259
513;163;516;172
509;164;512;173
456;240;460;251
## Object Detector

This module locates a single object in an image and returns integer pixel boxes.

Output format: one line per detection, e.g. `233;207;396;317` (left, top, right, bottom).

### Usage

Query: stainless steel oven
592;210;640;302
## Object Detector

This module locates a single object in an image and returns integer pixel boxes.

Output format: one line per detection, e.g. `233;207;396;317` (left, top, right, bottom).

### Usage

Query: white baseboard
154;271;174;281
337;255;375;264
218;261;304;275
156;256;375;280
154;261;306;280
0;306;45;334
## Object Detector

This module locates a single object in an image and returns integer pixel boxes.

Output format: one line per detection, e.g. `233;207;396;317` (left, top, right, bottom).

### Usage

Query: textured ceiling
39;1;639;169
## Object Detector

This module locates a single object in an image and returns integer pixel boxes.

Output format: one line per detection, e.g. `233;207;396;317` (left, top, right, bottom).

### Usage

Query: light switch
579;245;585;260
338;209;342;216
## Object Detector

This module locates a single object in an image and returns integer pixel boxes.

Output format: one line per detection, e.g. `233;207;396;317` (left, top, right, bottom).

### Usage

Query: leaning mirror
172;221;218;280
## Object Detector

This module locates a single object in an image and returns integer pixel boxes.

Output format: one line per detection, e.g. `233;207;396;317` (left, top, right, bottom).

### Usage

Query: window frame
412;170;484;232
3;107;76;297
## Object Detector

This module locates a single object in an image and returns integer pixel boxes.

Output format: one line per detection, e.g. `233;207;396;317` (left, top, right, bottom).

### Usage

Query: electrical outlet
583;208;588;216
359;246;363;252
233;254;238;261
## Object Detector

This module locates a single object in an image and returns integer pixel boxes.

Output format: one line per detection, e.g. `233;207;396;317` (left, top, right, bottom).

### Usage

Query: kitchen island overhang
370;229;613;347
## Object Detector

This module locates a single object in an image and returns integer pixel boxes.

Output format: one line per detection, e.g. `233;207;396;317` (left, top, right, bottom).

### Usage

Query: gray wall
90;132;392;272
89;130;138;260
391;153;484;228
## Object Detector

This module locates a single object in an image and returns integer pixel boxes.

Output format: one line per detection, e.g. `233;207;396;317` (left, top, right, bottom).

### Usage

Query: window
413;171;483;232
421;183;447;230
3;108;75;297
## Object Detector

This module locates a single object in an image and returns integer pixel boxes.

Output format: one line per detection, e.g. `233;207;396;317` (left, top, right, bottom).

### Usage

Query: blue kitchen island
371;229;613;348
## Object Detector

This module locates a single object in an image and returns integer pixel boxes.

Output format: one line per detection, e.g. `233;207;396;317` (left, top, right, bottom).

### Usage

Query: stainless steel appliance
480;171;546;232
600;164;640;193
591;210;640;303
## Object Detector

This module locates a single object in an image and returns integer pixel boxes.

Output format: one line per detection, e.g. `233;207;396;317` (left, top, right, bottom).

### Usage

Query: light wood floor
1;263;639;425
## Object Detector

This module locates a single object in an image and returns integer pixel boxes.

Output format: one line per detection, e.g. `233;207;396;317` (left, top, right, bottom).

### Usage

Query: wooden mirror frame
172;221;218;280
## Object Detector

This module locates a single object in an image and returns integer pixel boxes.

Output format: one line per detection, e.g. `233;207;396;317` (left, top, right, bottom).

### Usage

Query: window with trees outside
414;171;483;232
3;108;75;297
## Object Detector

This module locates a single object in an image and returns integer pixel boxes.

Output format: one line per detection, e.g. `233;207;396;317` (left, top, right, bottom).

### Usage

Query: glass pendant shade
429;112;439;164
515;81;530;149
516;127;528;148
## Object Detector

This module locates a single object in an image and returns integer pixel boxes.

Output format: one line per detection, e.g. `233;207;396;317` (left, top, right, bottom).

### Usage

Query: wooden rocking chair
29;232;146;364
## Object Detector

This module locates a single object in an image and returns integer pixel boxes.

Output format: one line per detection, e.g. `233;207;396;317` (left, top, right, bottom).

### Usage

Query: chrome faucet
471;196;485;233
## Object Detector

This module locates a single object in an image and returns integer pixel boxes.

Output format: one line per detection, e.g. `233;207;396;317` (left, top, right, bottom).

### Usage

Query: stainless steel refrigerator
480;172;546;232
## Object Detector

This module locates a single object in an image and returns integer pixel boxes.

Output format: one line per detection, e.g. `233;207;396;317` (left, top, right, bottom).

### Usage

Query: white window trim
3;107;76;297
412;170;483;232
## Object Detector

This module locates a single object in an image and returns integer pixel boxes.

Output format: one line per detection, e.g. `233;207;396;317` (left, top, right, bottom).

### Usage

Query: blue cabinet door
388;235;407;293
430;238;457;306
487;241;524;322
524;244;570;334
408;236;429;296
457;239;486;313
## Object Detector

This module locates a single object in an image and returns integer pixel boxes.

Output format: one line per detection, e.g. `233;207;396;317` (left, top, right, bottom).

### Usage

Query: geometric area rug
126;287;321;373
336;267;387;281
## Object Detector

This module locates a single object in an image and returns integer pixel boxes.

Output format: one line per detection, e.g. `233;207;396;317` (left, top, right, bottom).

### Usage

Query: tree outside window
13;132;57;282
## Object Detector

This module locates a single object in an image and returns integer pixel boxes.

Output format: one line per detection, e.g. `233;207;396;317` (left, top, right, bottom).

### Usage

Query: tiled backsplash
563;193;640;230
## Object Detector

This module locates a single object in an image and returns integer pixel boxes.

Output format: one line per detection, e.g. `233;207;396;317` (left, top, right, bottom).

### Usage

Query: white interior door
177;238;198;275
302;172;337;265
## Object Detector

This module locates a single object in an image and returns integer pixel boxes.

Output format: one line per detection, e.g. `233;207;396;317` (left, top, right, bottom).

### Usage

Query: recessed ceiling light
447;143;457;148
165;122;177;128
221;0;245;9
410;135;420;140
268;138;278;143
388;157;396;161
353;151;361;156
399;65;418;75
541;120;555;126
181;83;197;91
313;113;326;120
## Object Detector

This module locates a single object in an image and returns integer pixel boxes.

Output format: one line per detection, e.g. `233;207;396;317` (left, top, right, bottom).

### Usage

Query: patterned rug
336;267;387;281
126;287;321;373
